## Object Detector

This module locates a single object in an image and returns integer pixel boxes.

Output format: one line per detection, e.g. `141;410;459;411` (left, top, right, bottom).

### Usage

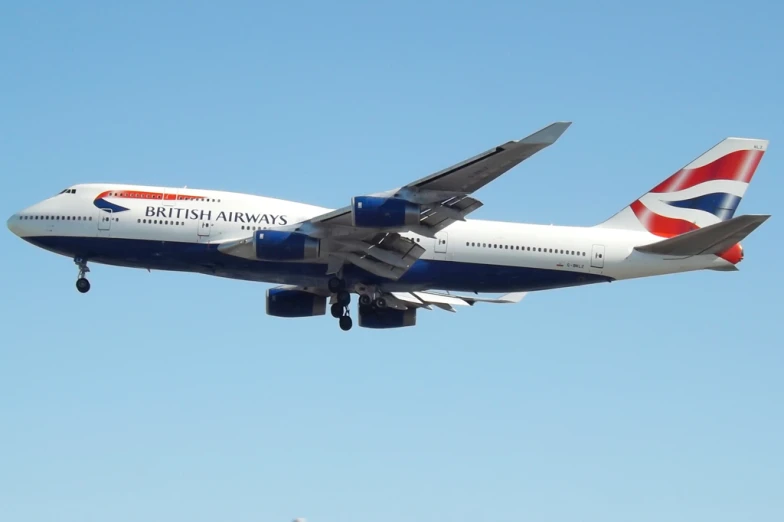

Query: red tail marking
630;200;699;238
650;149;764;194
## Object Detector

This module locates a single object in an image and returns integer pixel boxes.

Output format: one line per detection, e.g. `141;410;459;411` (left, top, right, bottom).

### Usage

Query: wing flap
388;290;528;311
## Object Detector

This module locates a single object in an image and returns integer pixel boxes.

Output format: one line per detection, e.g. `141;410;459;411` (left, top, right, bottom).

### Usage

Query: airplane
7;122;771;331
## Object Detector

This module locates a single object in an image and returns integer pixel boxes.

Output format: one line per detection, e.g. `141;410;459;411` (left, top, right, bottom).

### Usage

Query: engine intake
351;196;420;228
266;288;326;318
358;304;417;328
255;230;320;261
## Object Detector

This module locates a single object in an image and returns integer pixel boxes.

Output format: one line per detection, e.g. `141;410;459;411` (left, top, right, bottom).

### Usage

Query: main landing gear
74;257;91;294
328;276;353;331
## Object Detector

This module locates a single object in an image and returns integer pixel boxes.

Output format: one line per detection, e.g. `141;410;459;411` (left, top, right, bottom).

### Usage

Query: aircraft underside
26;235;613;294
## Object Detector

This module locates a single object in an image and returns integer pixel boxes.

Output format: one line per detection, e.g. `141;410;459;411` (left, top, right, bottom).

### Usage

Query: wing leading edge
288;121;571;279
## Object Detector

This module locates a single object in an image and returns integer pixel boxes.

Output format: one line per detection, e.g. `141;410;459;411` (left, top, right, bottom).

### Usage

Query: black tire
339;315;353;331
337;290;351;307
374;297;387;309
330;303;343;318
359;294;372;306
327;277;344;293
76;278;91;293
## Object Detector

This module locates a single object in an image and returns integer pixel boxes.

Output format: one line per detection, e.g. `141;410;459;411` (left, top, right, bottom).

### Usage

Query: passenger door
197;220;211;242
98;210;112;231
435;232;448;253
433;231;448;261
162;188;179;205
591;244;605;269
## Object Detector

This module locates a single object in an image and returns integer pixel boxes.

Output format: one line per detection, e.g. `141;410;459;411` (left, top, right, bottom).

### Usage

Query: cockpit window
57;188;77;195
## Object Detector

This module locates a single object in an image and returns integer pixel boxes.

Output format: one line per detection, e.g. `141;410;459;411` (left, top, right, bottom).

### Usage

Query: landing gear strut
328;277;352;331
74;257;91;293
327;276;345;294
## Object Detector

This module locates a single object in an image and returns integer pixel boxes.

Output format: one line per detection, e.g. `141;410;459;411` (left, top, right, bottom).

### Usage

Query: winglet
518;121;572;145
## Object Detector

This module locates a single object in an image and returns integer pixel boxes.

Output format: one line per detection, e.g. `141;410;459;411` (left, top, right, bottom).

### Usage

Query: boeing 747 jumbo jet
7;122;771;331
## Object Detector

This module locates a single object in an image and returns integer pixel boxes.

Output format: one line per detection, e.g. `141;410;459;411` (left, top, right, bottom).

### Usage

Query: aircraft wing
284;121;571;280
301;121;571;233
272;284;528;313
385;290;528;312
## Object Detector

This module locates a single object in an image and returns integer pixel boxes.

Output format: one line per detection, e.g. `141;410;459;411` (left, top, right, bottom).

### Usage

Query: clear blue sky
2;1;782;521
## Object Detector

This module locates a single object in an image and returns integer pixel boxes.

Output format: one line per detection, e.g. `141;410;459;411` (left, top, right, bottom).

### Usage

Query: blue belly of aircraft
25;236;612;292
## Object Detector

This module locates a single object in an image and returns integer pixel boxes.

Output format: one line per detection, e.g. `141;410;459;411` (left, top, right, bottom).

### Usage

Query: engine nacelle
351;196;420;228
358;304;417;328
266;288;326;318
254;230;320;261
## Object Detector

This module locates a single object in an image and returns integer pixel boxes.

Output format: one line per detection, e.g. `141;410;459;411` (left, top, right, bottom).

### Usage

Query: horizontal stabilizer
634;214;770;256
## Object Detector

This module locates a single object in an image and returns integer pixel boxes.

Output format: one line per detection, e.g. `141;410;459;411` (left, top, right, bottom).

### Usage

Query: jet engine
266;288;326;318
255;230;320;261
351;196;420;228
357;304;417;328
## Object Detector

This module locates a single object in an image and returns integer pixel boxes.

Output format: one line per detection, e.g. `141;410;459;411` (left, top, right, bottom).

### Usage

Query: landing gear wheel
74;257;91;293
337;290;351;307
76;278;91;293
339;315;353;331
359;294;372;306
373;297;387;309
330;303;343;318
327;277;345;293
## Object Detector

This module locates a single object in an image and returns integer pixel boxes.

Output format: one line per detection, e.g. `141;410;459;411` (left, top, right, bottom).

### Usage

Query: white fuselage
7;183;737;293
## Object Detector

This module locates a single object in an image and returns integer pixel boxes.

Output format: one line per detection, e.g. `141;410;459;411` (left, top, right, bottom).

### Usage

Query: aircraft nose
7;213;20;236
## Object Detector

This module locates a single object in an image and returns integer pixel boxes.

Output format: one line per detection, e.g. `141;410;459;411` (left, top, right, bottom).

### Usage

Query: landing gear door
591;244;605;269
98;210;112;231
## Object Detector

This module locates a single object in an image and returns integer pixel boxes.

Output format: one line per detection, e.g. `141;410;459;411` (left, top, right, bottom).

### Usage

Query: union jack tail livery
598;137;768;237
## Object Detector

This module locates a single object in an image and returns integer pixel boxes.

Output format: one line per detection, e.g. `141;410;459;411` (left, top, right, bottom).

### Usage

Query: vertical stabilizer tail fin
596;137;768;237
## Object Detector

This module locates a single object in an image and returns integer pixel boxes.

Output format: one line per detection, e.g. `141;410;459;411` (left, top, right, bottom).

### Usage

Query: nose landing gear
74;258;91;293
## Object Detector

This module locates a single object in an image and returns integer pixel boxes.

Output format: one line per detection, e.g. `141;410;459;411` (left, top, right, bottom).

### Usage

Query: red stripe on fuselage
95;190;204;201
650;149;763;194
